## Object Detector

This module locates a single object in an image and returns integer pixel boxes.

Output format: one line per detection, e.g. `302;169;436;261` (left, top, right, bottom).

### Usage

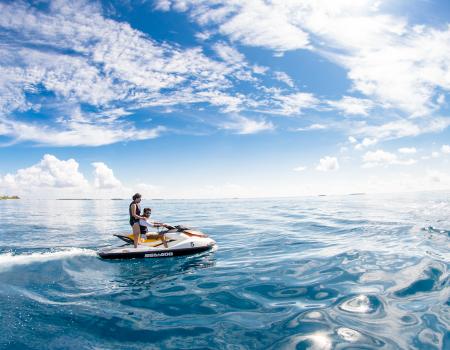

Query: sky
0;0;450;199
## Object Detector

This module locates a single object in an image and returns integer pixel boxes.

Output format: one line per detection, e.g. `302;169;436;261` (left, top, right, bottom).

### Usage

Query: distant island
57;198;130;201
0;195;20;200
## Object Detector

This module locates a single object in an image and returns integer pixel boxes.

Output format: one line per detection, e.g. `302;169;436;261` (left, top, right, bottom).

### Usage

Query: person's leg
132;223;140;248
161;234;168;248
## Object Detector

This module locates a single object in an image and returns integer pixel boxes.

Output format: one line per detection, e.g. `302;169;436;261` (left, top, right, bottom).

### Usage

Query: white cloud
293;166;307;172
362;149;416;168
0;154;88;190
195;31;212;41
441;145;450;154
398;147;417;154
327;96;374;116
217;3;310;52
92;162;122;189
213;42;246;66
309;124;327;130
252;65;269;75
316;156;339;172
335;26;450;116
355;137;377;150
0;0;274;146
154;0;172;11
159;0;450;117
0;154;161;199
354;118;450;141
274;71;294;88
272;92;319;116
362;150;396;167
157;1;311;52
220;115;274;134
196;91;245;113
348;136;357;144
2;0;449;149
0;115;166;147
297;123;327;131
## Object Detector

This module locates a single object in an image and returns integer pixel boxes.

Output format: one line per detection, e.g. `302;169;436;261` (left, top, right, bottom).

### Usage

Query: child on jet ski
140;208;169;248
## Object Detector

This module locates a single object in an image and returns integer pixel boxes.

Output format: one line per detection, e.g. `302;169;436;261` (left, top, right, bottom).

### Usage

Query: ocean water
0;193;449;350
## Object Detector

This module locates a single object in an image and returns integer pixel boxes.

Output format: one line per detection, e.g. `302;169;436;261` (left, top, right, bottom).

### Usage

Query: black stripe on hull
98;245;214;260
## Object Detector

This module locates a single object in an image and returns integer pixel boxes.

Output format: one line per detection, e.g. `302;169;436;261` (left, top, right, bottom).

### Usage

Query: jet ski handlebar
158;224;196;234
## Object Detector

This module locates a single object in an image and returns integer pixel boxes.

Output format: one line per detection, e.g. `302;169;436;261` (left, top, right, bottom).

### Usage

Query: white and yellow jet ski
98;225;216;260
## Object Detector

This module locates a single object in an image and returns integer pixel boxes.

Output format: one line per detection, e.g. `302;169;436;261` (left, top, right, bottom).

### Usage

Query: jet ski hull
98;228;216;260
98;245;213;260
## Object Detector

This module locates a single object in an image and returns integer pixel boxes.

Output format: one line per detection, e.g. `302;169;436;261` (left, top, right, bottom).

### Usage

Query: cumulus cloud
0;154;161;198
0;154;88;191
92;162;122;189
316;156;339;172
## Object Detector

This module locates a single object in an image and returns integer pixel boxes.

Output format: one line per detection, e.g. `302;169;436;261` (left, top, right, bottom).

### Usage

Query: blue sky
0;0;450;198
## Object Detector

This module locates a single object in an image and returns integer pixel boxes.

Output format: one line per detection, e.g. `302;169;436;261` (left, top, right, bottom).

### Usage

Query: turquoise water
0;193;449;349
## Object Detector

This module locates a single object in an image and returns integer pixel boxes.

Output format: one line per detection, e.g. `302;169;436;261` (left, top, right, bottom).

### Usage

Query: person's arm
131;203;145;220
153;222;171;228
139;218;153;228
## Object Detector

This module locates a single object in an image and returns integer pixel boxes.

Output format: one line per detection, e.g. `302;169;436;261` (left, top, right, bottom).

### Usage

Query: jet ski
98;225;216;260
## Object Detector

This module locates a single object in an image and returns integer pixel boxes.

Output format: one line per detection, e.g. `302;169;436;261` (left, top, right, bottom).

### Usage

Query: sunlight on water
336;327;361;342
339;294;374;313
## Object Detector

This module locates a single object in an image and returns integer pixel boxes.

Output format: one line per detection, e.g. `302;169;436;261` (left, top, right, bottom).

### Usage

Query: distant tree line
0;195;20;200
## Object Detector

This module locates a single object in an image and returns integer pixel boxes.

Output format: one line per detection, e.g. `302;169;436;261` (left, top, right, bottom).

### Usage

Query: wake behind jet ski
98;225;216;260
